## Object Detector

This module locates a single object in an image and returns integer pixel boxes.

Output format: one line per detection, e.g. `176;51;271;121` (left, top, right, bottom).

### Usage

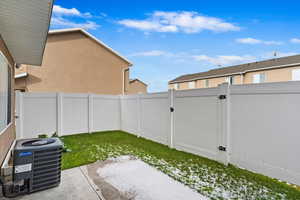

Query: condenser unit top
14;138;63;151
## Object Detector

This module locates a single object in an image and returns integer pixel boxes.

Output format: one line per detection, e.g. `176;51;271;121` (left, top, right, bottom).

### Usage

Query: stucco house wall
15;30;133;95
127;79;147;94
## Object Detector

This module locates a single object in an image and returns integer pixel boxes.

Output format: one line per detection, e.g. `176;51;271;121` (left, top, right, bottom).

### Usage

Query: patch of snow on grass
97;156;208;200
85;144;287;200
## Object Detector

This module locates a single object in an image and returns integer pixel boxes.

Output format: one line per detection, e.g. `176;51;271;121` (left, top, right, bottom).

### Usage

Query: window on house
174;83;179;90
7;66;11;125
292;69;300;81
253;73;266;83
0;52;11;133
205;79;209;88
188;81;195;89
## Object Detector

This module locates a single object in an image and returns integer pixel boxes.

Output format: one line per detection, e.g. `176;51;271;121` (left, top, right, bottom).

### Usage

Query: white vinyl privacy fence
15;81;300;185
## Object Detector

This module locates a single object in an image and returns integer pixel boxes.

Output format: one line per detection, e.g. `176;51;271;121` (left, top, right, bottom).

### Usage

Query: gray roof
169;54;300;83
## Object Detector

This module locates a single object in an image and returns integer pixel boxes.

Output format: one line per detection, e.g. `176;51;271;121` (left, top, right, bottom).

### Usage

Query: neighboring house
15;28;147;95
169;54;300;90
127;79;148;94
0;0;53;167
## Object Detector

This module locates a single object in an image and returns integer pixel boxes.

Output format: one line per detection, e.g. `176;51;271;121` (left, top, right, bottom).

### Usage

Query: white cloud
51;5;99;30
236;38;261;44
193;55;256;66
236;37;283;45
100;12;108;17
290;38;300;44
118;11;240;33
53;5;91;17
129;50;170;57
51;17;99;30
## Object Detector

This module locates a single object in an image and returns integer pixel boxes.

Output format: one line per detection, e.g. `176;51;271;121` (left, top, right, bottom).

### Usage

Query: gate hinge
218;146;226;151
218;95;226;100
170;107;174;112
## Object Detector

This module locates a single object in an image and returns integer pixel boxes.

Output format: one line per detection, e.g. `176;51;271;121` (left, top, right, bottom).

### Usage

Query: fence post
169;89;175;148
119;95;123;130
57;93;63;136
217;83;230;165
15;91;23;139
88;94;93;133
137;93;142;137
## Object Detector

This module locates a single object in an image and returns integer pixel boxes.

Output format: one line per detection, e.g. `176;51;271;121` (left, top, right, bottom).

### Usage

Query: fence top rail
62;93;90;98
121;95;139;100
22;92;57;98
230;81;300;95
93;94;120;99
140;92;168;99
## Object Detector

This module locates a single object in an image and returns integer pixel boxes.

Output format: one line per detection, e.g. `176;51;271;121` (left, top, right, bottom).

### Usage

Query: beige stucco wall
233;74;242;84
127;80;147;94
243;66;300;84
178;82;189;90
169;66;300;90
0;36;15;165
207;77;226;87
16;31;131;95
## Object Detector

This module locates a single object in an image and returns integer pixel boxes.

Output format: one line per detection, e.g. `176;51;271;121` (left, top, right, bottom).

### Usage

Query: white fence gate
15;81;300;185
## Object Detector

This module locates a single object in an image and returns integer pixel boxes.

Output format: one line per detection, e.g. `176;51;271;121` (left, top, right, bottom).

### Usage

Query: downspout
122;68;126;95
240;73;244;84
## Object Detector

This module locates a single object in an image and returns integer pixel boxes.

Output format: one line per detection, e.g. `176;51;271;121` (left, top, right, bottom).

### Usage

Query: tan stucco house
169;54;300;90
15;28;147;95
0;0;53;169
127;79;148;94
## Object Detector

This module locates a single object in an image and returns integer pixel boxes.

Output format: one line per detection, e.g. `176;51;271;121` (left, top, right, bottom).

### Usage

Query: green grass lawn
61;131;300;200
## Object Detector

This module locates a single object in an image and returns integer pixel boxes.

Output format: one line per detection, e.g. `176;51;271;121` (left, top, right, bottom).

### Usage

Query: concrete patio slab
1;156;207;200
1;167;102;200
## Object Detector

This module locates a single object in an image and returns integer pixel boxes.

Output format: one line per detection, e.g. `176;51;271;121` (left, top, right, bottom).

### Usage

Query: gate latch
218;95;226;100
218;146;226;151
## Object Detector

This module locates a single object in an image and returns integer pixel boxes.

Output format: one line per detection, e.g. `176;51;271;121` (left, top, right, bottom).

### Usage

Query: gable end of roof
49;28;132;66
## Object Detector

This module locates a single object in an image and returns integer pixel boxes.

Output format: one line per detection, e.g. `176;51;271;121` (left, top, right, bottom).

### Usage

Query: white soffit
0;0;54;66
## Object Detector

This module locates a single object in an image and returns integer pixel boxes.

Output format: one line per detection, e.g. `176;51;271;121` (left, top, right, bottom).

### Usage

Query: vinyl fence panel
21;93;57;138
62;93;89;135
229;82;300;185
120;95;139;135
92;94;121;132
139;92;170;145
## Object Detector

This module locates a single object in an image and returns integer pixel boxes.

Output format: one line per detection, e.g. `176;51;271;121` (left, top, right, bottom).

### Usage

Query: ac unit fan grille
32;147;62;192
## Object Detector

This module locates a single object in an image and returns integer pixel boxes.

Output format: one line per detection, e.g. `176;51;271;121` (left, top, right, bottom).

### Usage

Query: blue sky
50;0;300;92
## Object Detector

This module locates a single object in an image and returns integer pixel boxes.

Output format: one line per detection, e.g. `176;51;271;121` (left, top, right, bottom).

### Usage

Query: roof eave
0;0;54;66
169;62;300;84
